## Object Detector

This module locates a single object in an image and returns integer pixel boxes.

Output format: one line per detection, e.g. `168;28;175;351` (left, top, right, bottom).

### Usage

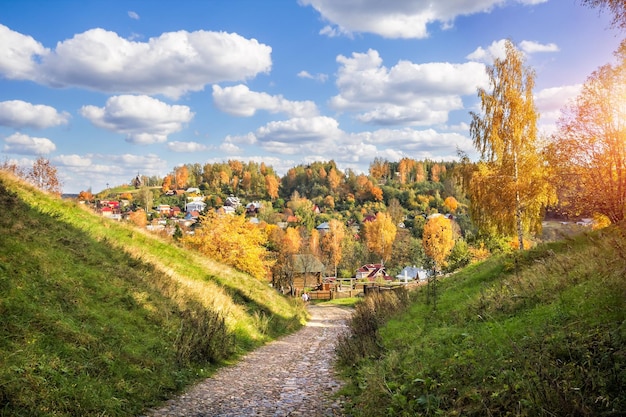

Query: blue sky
0;0;621;193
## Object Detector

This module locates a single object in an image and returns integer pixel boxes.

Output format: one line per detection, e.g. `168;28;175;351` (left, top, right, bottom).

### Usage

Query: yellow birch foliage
362;212;397;263
422;215;455;269
183;212;273;280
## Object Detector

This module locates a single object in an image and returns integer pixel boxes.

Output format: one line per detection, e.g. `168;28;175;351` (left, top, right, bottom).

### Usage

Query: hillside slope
340;227;626;416
0;172;305;417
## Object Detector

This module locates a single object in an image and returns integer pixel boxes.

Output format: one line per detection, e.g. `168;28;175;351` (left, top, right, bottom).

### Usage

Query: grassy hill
0;171;305;417
338;226;625;416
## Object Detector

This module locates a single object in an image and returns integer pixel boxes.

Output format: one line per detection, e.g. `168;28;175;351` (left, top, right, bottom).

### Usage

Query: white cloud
467;39;559;63
256;116;342;146
299;0;523;39
535;84;581;135
3;132;56;155
54;154;93;167
0;24;49;80
0;25;272;99
330;49;488;126
519;40;559;54
212;84;319;117
80;95;194;144
0;100;70;129
166;141;208;152
128;11;140;20
297;70;328;83
466;39;509;62
56;152;168;193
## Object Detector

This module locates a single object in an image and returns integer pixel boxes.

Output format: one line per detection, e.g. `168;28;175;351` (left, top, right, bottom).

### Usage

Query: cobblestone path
143;304;352;417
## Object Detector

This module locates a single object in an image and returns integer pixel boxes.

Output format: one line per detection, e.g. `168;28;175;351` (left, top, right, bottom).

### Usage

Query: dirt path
143;304;352;417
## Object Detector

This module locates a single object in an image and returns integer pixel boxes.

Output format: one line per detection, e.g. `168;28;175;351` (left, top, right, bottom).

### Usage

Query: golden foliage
183;212;273;280
362;212;397;262
128;209;147;227
422;215;455;269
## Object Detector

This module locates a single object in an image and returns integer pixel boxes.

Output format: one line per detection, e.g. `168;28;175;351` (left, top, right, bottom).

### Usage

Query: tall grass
337;227;625;416
0;172;305;416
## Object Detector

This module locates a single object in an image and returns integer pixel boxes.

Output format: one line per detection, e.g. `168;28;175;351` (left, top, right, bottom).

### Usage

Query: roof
292;254;325;274
316;222;330;230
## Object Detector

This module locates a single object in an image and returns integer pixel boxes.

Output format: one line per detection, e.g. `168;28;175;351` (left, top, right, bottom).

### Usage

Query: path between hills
143;304;353;417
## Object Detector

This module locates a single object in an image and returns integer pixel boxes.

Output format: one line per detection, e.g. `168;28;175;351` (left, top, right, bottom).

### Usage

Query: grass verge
337;227;625;416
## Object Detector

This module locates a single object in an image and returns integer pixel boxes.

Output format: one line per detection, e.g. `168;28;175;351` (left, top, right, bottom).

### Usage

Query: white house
185;201;206;213
396;265;429;282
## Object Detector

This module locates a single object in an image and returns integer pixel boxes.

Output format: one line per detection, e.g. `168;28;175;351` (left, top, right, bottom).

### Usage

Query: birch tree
469;40;555;249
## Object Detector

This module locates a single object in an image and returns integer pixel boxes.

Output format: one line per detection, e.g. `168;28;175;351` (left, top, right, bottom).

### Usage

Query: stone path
143;304;352;417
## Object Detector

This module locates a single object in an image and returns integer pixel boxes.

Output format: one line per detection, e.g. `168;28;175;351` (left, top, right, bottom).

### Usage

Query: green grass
0;172;305;416
338;228;626;416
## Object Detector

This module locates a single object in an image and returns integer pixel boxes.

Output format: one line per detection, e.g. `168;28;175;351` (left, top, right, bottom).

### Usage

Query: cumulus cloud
166;141;208;152
80;95;194;144
212;84;319;117
299;0;540;39
0;25;272;99
3;132;56;155
54;152;168;193
330;49;488;126
54;154;93;167
467;39;559;63
0;100;70;129
535;84;581;134
0;24;49;80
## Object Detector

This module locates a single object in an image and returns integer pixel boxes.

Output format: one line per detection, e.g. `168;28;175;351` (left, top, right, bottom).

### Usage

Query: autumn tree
362;212;397;263
270;226;301;294
162;175;173;192
265;174;279;200
582;0;626;30
128;208;147;227
183;212;273;280
321;219;346;278
443;196;458;213
469;39;555;249
174;165;189;190
78;189;94;202
422;215;455;308
28;157;61;195
548;42;626;223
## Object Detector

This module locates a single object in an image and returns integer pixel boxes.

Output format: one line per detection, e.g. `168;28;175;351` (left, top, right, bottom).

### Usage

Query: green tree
469;39;555;250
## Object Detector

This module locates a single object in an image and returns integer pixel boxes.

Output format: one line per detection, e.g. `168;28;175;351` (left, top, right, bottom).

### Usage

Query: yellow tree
469;39;555;249
422;215;455;308
443;196;458;213
422;215;455;271
362;212;397;263
321;219;346;278
183;212;272;280
265;174;279;200
548;42;626;223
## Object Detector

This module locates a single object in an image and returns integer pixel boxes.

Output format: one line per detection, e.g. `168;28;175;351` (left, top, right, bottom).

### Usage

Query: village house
356;263;391;281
